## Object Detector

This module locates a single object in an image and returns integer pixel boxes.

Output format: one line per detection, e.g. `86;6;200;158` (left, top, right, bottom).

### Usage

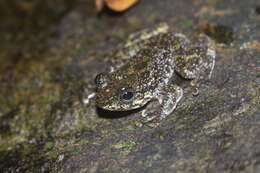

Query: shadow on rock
96;106;145;119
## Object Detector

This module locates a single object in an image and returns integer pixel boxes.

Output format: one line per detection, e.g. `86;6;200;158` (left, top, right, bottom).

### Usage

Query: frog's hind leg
194;35;216;79
174;35;215;80
174;35;215;94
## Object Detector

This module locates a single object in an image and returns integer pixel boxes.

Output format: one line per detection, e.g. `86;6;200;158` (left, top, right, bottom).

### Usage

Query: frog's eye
122;91;134;101
95;73;108;88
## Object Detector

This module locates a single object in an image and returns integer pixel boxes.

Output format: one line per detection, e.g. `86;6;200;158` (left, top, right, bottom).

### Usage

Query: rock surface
0;0;259;172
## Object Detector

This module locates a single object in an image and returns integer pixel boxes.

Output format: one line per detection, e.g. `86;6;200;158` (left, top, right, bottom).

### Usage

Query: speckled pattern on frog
95;23;215;120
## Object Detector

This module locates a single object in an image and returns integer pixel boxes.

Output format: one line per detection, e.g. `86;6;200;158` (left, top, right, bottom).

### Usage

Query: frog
95;23;215;121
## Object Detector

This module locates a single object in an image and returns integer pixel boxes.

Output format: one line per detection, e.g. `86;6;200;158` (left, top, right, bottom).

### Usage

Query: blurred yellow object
96;0;140;12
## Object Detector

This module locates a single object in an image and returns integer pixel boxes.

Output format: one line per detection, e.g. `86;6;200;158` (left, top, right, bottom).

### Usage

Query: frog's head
95;72;152;111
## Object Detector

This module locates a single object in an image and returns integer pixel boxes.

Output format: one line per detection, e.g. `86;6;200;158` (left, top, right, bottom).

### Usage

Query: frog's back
145;32;189;52
118;48;175;95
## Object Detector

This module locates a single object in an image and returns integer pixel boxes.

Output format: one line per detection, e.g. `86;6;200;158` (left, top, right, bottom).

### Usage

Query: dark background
0;0;259;172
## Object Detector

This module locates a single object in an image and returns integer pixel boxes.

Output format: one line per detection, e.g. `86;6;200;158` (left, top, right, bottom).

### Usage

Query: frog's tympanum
95;23;215;120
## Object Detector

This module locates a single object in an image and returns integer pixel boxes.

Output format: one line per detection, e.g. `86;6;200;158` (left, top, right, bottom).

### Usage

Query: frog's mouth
99;103;149;114
98;102;140;112
97;97;152;112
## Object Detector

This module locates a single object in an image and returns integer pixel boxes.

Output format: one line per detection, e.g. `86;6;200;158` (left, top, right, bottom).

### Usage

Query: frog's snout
95;73;109;89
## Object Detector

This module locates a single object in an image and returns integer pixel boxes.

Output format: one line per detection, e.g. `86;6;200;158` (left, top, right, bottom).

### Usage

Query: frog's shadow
96;105;147;119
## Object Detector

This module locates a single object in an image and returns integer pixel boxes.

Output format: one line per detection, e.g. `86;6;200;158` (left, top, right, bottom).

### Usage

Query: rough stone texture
0;0;259;172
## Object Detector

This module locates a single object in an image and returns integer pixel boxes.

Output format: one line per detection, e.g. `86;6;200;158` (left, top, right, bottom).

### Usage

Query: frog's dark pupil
122;92;133;100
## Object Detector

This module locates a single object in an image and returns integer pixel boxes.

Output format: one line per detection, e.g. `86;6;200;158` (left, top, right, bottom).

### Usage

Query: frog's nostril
95;73;108;88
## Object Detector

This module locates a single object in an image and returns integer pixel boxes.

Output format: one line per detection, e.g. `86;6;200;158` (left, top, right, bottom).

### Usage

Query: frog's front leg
141;84;183;124
156;84;183;119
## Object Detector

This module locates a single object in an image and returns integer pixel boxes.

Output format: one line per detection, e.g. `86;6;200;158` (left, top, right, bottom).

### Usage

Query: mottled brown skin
95;23;215;119
96;48;174;111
